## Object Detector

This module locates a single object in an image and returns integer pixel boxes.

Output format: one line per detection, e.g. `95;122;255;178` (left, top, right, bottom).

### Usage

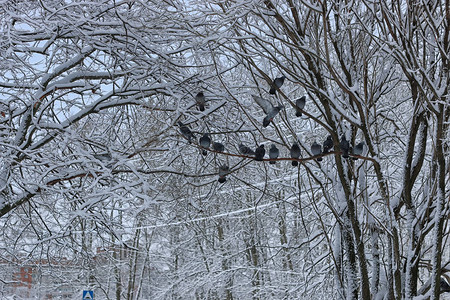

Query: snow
1;1;449;299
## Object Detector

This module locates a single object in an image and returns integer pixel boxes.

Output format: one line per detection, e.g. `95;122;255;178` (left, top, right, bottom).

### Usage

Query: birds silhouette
269;76;286;94
311;141;322;161
213;141;224;152
323;135;333;153
254;145;265;161
295;96;306;117
195;92;206;111
178;121;195;143
251;95;284;127
269;144;279;164
239;143;255;156
218;165;229;183
340;135;350;158
199;133;211;155
290;142;301;166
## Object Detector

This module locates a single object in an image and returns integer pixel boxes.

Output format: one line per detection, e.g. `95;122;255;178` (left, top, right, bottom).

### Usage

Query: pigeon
218;165;229;183
195;92;206;111
352;141;365;160
251;95;284;127
239;143;255;156
199;133;211;155
311;141;322;162
290;142;301;166
93;151;116;168
269;144;279;164
93;152;112;162
340;135;350;158
295;96;306;117
441;277;450;293
213;142;224;152
178;121;195;143
323;135;333;153
269;76;286;94
254;145;265;161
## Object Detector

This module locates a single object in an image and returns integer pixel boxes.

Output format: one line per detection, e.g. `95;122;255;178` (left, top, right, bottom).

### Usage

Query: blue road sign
83;290;94;300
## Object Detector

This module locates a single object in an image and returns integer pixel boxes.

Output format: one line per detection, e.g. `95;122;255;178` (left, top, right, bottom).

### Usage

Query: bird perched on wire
199;133;211;155
290;142;301;166
311;141;322;162
239;143;255;156
251;95;284;127
218;165;229;183
254;145;265;161
269;144;279;164
178;121;195;143
295;96;306;117
195;92;206;111
269;76;286;94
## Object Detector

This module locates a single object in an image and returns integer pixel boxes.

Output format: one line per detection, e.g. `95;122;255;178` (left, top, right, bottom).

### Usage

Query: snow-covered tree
1;0;449;299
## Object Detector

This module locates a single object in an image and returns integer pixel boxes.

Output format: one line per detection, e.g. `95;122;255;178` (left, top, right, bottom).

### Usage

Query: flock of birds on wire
178;76;365;183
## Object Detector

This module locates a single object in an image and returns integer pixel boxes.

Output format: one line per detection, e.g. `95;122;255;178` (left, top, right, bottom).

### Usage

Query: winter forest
0;0;449;299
